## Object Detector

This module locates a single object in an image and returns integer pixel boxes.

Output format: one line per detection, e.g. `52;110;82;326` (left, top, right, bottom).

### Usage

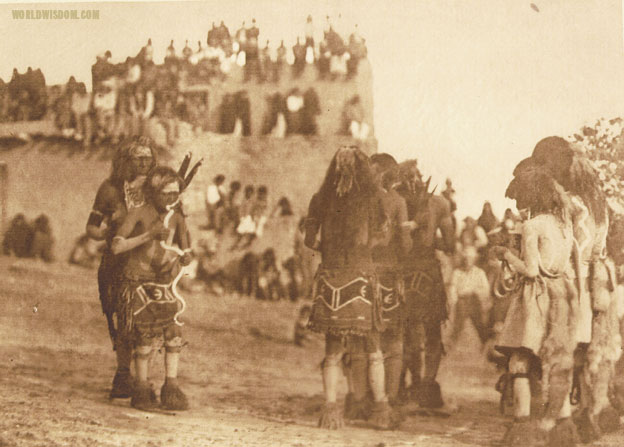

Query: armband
87;211;104;227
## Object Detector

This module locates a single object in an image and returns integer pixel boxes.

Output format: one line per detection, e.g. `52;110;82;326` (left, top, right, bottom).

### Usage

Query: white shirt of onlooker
206;183;221;206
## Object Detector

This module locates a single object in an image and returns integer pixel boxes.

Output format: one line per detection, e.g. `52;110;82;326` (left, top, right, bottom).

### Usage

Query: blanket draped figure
395;159;456;409
305;146;402;430
112;166;193;411
85;136;157;399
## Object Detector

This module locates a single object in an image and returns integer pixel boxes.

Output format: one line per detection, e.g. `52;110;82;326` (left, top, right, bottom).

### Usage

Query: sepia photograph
1;0;624;445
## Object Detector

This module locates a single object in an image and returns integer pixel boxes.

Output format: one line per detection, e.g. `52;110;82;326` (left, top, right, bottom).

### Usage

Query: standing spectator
165;40;177;65
304;15;315;49
275;40;287;82
317;37;331;80
447;246;491;348
342;95;369;140
207;22;217;47
182;40;193;60
477;201;499;234
347;25;367;79
233;90;251;136
460;216;488;250
71;82;92;145
301;88;321;135
235;21;247;65
292;38;306;78
219;93;236;134
205;174;226;230
259;40;271;83
285;88;304;135
247;18;259;42
304;15;315;63
217;20;231;50
442;178;457;232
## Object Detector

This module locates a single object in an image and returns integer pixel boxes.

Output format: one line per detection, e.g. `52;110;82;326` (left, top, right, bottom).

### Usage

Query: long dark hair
522;136;606;223
317;146;376;202
506;167;568;221
316;146;380;247
110;136;158;188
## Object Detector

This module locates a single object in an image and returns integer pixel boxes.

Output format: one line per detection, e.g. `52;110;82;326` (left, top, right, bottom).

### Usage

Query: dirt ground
1;257;623;447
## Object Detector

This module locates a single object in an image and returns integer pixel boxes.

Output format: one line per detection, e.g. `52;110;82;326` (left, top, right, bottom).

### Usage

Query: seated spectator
29;214;54;262
225;180;243;232
252;185;269;238
2;214;33;258
257;248;285;300
282;256;301;301
272;196;294;217
342;95;369;139
231;185;256;250
294;305;313;346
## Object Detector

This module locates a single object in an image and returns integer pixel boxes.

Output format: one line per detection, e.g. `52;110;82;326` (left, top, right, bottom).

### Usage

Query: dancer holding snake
112;166;193;411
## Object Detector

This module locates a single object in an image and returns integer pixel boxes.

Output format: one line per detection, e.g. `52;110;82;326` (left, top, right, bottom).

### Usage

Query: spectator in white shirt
448;246;491;348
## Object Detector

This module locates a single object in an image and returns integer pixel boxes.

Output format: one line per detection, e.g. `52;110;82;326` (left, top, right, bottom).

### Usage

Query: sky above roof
1;0;623;219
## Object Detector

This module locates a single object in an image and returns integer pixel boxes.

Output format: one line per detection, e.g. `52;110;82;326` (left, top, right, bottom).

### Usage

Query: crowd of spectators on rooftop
0;15;367;129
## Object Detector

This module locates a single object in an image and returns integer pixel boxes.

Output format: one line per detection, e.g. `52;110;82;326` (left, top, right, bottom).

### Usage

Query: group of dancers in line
85;134;624;445
303;137;624;446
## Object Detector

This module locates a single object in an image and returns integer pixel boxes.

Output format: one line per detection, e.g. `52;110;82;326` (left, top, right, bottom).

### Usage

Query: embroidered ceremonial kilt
120;278;183;341
378;269;404;331
403;258;448;323
308;268;380;336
